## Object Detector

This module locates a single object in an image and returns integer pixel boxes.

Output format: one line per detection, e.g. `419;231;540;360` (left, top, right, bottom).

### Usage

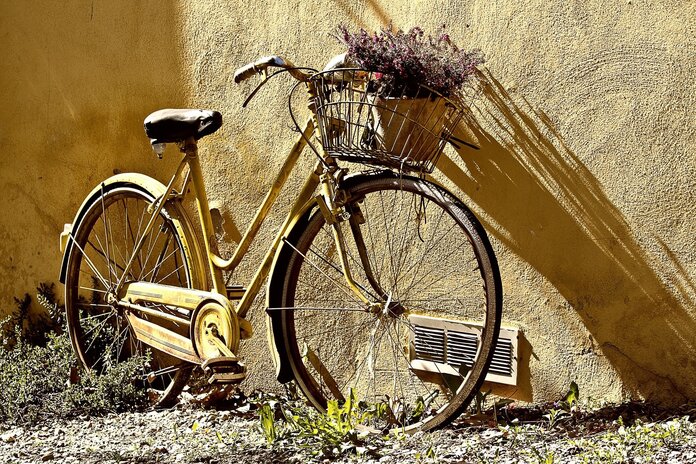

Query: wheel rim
65;186;192;404
282;177;500;432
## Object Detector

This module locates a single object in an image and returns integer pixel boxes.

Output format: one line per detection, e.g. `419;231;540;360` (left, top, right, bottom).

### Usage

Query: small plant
468;388;492;416
498;420;523;449
335;24;484;96
35;282;65;331
0;284;149;424
530;447;556;464
415;444;438;463
259;403;278;443
540;381;580;430
543;408;570;430
257;389;389;459
562;381;580;412
1;284;65;349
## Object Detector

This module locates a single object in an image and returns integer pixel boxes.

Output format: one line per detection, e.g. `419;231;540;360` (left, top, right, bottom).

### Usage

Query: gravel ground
1;400;695;463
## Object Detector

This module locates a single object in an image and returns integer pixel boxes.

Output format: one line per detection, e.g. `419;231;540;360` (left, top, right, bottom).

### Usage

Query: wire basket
311;69;465;173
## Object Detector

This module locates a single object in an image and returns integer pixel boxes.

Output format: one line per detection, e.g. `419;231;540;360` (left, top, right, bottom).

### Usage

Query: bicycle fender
58;173;198;284
265;200;317;384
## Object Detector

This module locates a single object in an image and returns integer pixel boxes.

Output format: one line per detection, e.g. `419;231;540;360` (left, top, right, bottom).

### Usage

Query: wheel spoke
285;238;368;306
64;187;194;408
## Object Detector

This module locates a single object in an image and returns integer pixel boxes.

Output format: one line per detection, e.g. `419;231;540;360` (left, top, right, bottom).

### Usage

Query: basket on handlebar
311;69;465;173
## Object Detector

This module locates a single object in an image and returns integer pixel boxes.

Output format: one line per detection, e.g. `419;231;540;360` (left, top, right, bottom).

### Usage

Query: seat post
180;136;198;157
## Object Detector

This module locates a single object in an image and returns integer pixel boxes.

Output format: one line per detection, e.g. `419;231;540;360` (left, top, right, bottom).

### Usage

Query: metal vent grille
488;339;513;376
410;315;519;386
446;331;478;369
413;325;445;363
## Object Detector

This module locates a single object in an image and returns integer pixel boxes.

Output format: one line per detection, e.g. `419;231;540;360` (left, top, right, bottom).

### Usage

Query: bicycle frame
55;73;388;370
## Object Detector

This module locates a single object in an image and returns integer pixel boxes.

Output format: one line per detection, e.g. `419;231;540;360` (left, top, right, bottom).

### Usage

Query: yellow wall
1;0;694;404
0;1;188;313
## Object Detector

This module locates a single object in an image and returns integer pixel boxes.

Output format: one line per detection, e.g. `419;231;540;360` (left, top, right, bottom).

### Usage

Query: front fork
317;171;385;308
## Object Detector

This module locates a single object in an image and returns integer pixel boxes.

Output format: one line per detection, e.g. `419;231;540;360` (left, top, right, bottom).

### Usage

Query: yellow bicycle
58;55;502;432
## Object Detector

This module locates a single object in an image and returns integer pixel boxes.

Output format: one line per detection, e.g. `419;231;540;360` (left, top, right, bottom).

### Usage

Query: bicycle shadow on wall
438;69;696;402
331;0;391;28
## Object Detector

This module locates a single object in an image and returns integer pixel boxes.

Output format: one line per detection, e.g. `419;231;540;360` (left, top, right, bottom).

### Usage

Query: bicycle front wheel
278;173;502;432
64;181;196;407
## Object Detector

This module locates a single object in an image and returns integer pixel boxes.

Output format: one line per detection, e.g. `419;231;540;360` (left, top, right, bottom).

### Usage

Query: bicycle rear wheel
64;181;196;407
278;173;502;432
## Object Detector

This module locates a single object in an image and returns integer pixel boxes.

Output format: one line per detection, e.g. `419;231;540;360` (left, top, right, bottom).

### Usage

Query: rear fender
58;173;205;289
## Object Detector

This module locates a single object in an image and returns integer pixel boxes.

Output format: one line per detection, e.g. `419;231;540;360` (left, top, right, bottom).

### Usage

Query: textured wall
0;0;693;404
0;1;189;315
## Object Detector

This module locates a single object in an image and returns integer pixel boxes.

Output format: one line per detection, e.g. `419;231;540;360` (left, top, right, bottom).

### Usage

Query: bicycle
58;55;502;433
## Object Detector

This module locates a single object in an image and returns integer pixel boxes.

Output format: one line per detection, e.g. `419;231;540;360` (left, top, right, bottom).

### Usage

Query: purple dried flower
334;24;484;96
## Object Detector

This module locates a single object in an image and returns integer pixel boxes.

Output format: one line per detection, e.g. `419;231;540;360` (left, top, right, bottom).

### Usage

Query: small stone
481;429;503;440
1;429;22;443
41;451;54;461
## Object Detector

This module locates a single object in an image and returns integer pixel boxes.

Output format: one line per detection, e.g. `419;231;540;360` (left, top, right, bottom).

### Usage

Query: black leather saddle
144;109;222;144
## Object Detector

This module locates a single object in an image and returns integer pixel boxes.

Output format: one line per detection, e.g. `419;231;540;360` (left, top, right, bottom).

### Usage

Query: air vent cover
409;314;519;386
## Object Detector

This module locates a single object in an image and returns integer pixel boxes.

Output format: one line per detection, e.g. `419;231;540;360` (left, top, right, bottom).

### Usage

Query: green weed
574;416;691;463
257;389;389;459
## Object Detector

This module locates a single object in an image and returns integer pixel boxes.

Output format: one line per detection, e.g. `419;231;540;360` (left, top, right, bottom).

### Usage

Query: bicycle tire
64;181;196;407
277;173;502;432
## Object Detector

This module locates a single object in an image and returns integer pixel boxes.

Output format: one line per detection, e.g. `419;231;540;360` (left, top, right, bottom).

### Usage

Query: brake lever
240;68;318;108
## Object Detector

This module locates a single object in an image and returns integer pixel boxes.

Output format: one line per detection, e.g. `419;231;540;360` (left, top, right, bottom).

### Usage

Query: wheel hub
106;292;118;306
192;301;239;361
369;300;407;318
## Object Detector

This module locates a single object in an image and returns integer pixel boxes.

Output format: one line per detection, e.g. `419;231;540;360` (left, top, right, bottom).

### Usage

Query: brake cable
241;67;317;107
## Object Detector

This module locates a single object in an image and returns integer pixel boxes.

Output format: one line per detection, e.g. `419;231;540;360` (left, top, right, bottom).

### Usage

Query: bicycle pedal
202;357;246;385
202;356;239;368
208;371;246;384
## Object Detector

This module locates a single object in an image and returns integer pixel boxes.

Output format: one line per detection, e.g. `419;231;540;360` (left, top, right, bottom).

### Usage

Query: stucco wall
1;0;693;404
0;1;189;313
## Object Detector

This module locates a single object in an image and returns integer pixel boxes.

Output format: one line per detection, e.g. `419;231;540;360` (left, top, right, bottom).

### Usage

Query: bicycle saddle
144;109;222;144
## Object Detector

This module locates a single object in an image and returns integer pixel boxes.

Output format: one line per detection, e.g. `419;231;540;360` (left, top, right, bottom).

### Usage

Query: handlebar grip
233;63;260;83
233;56;282;83
234;55;312;84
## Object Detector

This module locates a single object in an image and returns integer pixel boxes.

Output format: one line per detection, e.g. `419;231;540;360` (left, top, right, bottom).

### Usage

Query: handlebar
233;55;312;83
233;53;353;85
233;54;353;108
